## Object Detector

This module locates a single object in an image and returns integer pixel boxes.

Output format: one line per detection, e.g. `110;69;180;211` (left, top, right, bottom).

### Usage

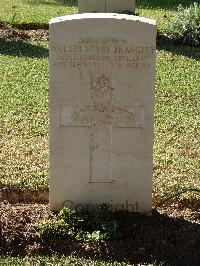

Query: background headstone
49;13;156;213
78;0;135;13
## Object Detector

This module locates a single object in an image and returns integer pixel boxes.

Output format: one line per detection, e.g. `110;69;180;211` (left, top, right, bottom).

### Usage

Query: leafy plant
91;203;119;240
166;2;200;46
37;204;119;243
38;219;71;238
58;207;80;225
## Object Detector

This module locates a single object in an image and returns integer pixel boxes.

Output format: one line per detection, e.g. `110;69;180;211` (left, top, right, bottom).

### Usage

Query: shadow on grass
24;0;77;7
0;38;48;58
0;21;49;30
137;0;196;10
0;207;199;265
11;23;49;30
157;42;200;61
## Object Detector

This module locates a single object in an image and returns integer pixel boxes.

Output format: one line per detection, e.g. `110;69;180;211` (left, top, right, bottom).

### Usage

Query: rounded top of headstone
50;13;156;26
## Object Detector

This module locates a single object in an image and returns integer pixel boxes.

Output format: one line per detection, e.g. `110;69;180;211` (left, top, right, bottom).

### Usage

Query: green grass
0;256;163;266
0;0;197;31
0;0;77;26
154;45;200;200
0;40;49;189
137;0;199;32
0;0;199;202
0;40;199;202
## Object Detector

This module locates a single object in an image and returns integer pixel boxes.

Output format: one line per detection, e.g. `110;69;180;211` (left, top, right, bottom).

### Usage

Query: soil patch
0;27;48;42
0;184;48;204
0;25;176;45
0;203;199;265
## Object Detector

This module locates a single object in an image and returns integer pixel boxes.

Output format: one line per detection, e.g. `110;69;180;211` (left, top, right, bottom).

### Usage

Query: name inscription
50;38;155;70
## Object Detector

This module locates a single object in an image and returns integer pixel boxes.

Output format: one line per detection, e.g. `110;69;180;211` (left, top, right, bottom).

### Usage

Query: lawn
0;1;199;265
0;256;131;266
0;0;197;31
0;40;199;202
154;45;200;200
0;41;48;189
137;0;198;32
0;256;162;266
0;0;77;26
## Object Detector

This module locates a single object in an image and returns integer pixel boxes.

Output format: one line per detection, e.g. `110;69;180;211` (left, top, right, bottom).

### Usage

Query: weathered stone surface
78;0;135;13
79;0;105;13
49;13;156;213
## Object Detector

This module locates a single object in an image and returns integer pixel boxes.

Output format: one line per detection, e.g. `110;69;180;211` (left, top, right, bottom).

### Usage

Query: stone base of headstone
49;13;156;214
78;0;135;14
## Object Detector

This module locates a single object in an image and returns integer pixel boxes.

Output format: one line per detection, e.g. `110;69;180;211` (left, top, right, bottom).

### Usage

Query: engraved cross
61;74;144;183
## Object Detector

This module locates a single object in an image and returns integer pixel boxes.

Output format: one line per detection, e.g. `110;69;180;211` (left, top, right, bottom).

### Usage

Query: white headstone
49;13;156;213
78;0;135;13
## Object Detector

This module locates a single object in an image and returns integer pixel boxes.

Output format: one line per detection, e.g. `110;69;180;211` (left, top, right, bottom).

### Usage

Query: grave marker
78;0;136;13
49;13;156;213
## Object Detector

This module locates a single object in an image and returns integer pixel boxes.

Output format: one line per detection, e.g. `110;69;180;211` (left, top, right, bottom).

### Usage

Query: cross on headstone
61;73;144;183
49;13;156;212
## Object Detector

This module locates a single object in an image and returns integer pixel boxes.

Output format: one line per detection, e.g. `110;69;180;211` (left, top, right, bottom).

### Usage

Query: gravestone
78;0;135;13
49;13;156;213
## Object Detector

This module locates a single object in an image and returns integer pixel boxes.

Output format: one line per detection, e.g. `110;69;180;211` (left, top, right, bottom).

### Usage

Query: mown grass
0;0;197;31
0;0;199;201
0;256;163;266
0;40;49;189
154;45;200;200
0;2;199;264
0;40;199;201
137;0;197;32
0;0;77;26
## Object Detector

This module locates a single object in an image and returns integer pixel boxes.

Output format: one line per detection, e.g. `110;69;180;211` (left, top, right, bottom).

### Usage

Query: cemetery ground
0;0;199;265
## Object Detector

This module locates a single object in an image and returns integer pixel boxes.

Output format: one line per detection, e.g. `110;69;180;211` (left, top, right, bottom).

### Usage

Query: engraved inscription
51;38;155;70
60;74;144;183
